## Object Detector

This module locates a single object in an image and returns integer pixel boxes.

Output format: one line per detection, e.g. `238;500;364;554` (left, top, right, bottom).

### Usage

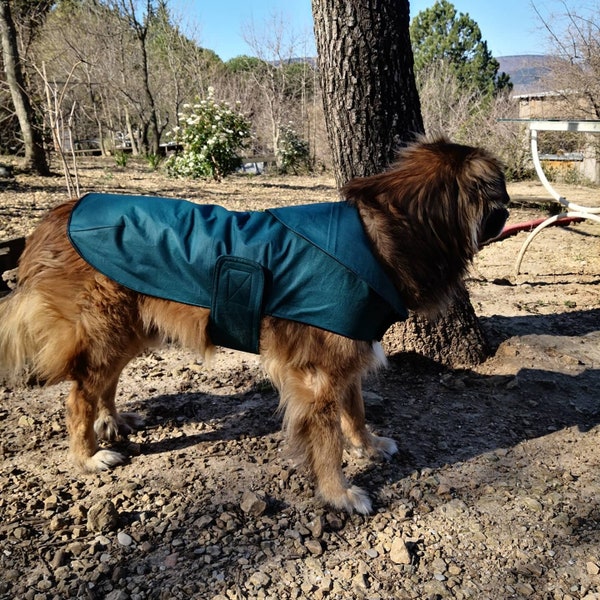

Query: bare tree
417;60;528;180
0;0;50;174
534;1;600;118
106;0;162;154
242;12;315;163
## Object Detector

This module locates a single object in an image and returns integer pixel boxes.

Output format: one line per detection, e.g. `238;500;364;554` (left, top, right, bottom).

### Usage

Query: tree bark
0;0;50;175
312;0;423;187
312;0;489;367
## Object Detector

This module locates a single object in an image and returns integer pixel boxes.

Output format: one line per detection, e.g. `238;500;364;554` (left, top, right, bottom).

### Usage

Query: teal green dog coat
68;193;407;353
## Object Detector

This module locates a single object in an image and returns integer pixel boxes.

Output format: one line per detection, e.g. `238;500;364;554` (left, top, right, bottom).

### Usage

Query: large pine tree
410;0;511;95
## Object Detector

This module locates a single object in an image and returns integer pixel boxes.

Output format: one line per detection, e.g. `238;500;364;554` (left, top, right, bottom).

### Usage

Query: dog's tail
0;287;53;382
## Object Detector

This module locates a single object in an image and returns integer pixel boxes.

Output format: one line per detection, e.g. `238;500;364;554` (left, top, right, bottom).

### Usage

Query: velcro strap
209;256;265;354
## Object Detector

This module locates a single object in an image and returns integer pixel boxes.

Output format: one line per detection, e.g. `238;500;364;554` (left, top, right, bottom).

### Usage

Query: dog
0;137;509;514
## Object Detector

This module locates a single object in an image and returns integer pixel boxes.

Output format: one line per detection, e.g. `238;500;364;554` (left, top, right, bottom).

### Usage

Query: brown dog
0;137;508;514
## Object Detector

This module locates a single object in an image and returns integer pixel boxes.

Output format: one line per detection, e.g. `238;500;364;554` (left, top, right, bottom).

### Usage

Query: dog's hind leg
93;337;150;442
341;376;398;460
94;370;145;442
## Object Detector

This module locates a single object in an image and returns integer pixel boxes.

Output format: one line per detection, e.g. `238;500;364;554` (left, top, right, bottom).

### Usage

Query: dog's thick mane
342;136;506;315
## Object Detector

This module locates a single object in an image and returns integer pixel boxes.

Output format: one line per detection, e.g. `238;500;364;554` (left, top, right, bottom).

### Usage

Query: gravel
1;160;600;599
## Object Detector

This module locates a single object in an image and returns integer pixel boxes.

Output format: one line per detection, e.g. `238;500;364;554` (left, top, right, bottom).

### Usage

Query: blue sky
169;0;585;62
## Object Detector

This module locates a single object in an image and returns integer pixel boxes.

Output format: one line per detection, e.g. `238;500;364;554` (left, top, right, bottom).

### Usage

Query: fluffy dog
0;137;509;514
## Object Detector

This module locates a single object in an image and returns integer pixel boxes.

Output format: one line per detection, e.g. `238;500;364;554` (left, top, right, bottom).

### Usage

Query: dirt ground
0;158;599;600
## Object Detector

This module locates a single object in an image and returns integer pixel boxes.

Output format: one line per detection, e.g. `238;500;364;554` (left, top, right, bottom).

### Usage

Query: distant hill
497;55;555;96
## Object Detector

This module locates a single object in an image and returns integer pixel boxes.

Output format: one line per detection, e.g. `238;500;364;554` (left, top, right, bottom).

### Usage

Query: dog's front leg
341;376;398;460
280;369;372;514
66;381;125;472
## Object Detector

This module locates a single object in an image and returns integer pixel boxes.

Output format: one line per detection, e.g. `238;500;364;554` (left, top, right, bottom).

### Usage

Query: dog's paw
342;485;373;515
79;449;125;472
347;434;398;461
323;485;373;515
372;435;398;460
94;412;144;441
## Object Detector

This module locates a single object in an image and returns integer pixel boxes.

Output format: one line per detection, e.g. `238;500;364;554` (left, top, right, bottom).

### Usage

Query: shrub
166;88;251;181
145;153;162;171
277;123;311;174
114;150;129;168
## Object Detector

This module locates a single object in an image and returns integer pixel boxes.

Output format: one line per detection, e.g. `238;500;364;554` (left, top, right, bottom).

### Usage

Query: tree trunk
382;285;490;367
312;0;423;187
0;0;50;175
312;0;489;367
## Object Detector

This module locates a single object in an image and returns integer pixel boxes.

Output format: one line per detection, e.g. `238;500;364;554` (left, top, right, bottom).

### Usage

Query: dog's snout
481;207;509;244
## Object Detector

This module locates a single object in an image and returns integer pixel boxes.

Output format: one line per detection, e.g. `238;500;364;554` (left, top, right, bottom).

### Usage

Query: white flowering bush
166;88;251;181
277;123;310;174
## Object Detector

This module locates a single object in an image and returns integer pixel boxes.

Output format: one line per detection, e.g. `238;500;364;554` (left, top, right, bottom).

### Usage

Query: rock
43;494;59;511
325;513;344;530
17;415;35;428
51;549;68;569
67;541;84;556
105;591;129;600
307;516;324;538
164;553;179;568
87;500;119;533
352;572;368;591
240;491;267;516
587;561;600;575
522;497;543;512
389;538;411;565
304;539;323;556
117;531;133;546
248;571;271;588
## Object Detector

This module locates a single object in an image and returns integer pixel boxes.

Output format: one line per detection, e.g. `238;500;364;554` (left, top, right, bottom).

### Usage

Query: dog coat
68;193;407;354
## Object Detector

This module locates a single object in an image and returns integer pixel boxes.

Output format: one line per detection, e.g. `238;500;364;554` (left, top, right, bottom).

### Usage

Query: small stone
353;572;368;590
522;497;543;512
87;500;119;533
164;553;179;568
105;591;129;600
18;415;35;428
51;549;68;569
389;538;411;565
54;566;71;582
49;517;66;531
304;539;323;556
69;504;87;521
72;526;85;538
248;571;271;588
307;516;324;538
67;541;84;556
117;531;133;546
44;494;59;511
240;491;267;517
325;513;344;530
13;526;30;540
587;561;600;575
514;583;535;597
